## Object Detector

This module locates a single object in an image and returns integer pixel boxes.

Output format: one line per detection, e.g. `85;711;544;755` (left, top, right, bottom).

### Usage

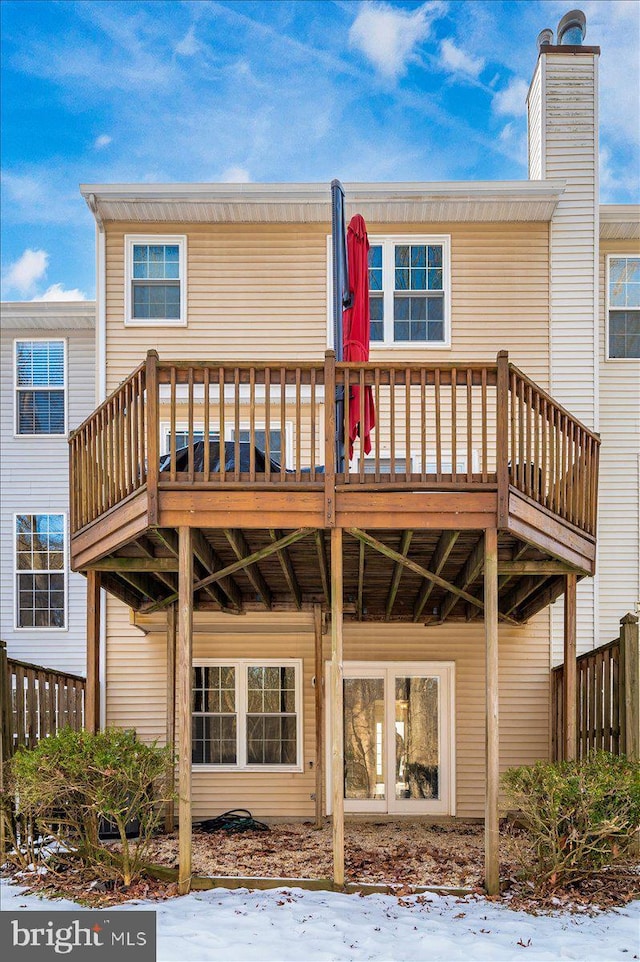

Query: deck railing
69;351;599;536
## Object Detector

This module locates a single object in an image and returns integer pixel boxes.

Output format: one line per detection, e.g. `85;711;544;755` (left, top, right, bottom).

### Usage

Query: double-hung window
192;660;302;769
15;340;66;435
370;236;451;347
125;235;186;326
607;255;640;359
15;514;66;629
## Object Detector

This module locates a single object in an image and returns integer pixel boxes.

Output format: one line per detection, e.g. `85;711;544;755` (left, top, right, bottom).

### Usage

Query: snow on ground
1;878;638;962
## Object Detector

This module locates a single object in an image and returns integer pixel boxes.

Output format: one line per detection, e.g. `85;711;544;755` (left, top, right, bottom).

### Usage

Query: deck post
620;613;639;761
165;602;177;832
314;603;324;828
563;573;577;761
177;527;193;895
145;350;159;526
330;528;345;886
484;528;500;896
85;570;101;734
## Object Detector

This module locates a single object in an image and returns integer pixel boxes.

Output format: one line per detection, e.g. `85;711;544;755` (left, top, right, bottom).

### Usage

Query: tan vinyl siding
528;60;543;180
0;326;95;674
540;52;599;660
106;602;550;819
597;240;640;642
105;221;550;391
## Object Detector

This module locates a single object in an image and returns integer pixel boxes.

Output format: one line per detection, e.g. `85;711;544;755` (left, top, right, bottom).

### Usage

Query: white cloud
492;78;529;117
219;166;251;183
175;25;200;57
349;1;447;80
94;134;112;149
3;248;49;295
33;283;87;302
439;38;484;78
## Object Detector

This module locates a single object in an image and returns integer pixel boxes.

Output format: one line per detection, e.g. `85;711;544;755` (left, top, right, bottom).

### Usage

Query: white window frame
192;658;303;772
13;511;68;632
160;421;293;468
327;234;452;350
325;661;456;816
605;253;640;362
14;338;67;438
124;234;187;327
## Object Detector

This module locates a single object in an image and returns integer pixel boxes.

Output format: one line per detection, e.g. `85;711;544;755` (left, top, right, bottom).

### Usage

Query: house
0;300;96;676
71;10;638;895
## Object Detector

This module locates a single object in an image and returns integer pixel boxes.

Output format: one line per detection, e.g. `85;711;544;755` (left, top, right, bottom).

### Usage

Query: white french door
326;662;455;815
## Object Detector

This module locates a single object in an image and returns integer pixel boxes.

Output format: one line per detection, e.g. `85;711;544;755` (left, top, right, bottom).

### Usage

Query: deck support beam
85;570;101;734
563;573;578;761
331;528;345;887
165;603;177;832
177;527;193;895
484;528;499;896
314;604;324;829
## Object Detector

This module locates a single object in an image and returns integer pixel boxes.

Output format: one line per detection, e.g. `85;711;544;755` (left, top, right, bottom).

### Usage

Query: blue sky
1;0;638;301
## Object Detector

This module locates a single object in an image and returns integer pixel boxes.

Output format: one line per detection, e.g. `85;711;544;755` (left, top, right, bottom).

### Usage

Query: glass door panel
394;676;439;801
343;677;385;801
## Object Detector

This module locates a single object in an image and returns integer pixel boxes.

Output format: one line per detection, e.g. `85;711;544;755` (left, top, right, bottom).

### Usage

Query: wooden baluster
127;380;135;494
280;366;286;482
561;413;568;521
250;366;256;482
219;367;226;483
265;367;271;482
137;370;144;491
170;367;177;482
481;367;488;483
87;419;95;525
420;368;427;483
466;368;473;482
139;369;147;485
343;368;350;482
534;391;541;503
578;428;587;531
374;368;381;482
554;408;562;516
310;367;316;482
541;397;548;509
203;367;211;482
187;367;195;482
435;368;442;482
118;388;126;502
451;367;457;482
404;368;411;482
517;377;525;493
324;351;336;525
525;384;532;498
389;368;396;482
295;366;301;482
510;370;517;487
235;367;241;482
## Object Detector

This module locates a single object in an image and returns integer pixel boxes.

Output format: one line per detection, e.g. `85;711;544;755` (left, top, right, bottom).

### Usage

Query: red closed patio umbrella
343;213;376;459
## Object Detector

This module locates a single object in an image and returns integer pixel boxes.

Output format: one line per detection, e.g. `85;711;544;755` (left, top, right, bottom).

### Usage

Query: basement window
125;235;186;326
607;255;640;359
192;660;302;770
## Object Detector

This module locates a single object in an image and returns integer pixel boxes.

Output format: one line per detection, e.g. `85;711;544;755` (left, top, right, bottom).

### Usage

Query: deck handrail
68;351;600;537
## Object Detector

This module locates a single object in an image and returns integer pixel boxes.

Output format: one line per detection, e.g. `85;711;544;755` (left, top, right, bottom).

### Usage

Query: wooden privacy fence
69;350;600;537
552;613;639;761
0;641;86;762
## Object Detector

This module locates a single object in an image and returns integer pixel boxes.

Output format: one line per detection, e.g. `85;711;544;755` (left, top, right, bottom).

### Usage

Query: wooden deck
69;350;599;625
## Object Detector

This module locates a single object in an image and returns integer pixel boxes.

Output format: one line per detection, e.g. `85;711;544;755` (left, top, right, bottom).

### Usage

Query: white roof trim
599;205;640;241
0;301;96;330
80;180;566;225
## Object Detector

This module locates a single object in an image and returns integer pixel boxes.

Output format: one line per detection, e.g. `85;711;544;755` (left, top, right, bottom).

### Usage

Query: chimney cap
557;9;587;45
537;28;554;51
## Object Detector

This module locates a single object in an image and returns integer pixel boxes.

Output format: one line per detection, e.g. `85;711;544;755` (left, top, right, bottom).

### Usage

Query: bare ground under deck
144;820;522;888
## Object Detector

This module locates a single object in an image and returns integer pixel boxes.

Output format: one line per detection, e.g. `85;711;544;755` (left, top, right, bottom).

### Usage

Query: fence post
619;613;639;761
0;640;11;864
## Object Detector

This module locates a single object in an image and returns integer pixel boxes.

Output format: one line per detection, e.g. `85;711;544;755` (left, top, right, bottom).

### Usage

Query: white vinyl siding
15;339;66;436
0;317;95;674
